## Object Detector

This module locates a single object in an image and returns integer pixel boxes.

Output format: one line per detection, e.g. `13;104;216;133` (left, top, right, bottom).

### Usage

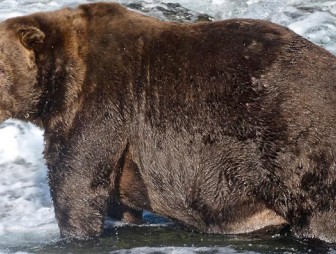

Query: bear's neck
31;10;89;137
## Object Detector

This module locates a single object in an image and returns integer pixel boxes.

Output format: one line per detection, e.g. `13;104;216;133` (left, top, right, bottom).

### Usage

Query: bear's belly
206;208;288;234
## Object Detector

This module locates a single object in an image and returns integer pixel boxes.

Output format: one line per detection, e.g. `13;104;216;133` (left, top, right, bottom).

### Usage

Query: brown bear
0;2;336;242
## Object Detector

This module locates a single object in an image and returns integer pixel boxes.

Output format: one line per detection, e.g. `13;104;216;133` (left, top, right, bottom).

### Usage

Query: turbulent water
0;0;336;253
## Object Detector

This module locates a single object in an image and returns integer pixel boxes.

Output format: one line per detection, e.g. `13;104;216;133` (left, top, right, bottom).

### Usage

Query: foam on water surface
0;120;58;251
0;0;336;253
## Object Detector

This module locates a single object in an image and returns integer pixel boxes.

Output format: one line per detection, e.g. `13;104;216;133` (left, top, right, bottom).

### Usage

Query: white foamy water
0;0;335;253
0;120;58;251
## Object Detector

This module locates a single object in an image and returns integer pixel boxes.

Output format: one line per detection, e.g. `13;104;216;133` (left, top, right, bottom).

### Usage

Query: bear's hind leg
298;210;336;243
107;198;143;224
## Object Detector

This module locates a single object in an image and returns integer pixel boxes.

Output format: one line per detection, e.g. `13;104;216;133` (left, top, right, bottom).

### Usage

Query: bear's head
0;11;87;129
0;19;45;123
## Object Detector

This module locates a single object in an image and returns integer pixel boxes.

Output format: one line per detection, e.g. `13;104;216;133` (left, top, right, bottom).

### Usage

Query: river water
0;0;336;253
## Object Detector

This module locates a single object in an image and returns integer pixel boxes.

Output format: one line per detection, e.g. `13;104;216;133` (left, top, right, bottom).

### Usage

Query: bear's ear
17;26;45;50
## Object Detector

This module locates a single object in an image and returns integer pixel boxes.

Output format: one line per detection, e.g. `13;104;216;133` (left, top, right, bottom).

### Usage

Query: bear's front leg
48;162;109;238
46;133;128;239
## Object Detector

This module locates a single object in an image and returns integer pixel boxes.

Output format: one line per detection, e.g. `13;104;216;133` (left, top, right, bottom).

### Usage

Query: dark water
6;214;336;254
17;227;336;254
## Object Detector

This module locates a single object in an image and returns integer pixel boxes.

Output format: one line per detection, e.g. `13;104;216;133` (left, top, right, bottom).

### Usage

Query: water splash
0;120;58;248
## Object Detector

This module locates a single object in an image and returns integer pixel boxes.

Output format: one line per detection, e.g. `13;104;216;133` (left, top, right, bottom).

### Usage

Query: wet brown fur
0;2;336;242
